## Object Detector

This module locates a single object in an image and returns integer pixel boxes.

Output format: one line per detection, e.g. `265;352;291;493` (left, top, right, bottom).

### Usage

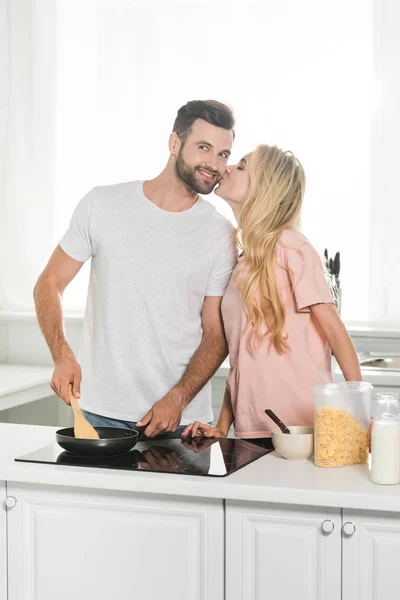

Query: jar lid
314;381;372;395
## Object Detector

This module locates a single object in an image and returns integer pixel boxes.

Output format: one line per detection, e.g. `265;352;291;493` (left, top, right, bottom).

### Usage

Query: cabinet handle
321;519;335;534
5;496;17;509
342;522;356;536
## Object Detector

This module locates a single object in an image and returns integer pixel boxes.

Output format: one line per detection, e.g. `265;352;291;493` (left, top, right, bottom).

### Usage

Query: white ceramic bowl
271;426;314;461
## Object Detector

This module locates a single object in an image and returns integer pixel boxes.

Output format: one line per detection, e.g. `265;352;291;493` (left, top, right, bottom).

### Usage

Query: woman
182;145;361;447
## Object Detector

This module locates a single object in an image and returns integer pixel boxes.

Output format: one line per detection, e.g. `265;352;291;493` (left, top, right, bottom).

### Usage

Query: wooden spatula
68;384;100;440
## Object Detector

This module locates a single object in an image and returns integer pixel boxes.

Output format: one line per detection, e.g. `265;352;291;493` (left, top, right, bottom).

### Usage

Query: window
2;0;378;321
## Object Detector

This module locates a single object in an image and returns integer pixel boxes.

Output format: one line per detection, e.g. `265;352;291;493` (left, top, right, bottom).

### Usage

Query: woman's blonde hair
234;144;306;355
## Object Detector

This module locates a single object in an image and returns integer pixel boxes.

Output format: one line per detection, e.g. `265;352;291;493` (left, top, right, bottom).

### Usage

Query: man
34;99;237;438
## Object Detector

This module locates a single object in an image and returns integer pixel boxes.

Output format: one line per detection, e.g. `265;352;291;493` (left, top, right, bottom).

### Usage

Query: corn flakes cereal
314;406;368;467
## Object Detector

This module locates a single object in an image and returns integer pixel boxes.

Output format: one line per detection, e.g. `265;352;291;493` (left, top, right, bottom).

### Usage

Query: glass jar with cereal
314;382;372;468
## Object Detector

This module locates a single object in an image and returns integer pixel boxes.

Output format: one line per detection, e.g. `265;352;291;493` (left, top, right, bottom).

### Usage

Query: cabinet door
342;508;400;600
7;483;223;600
226;501;341;600
0;482;6;600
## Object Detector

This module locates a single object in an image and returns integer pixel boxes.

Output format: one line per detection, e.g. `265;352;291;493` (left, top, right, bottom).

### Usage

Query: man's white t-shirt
59;180;237;424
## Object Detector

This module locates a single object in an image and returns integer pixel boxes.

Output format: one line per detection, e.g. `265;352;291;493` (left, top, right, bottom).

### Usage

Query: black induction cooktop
15;437;272;477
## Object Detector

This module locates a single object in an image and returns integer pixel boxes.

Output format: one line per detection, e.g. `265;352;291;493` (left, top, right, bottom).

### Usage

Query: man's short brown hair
173;100;235;144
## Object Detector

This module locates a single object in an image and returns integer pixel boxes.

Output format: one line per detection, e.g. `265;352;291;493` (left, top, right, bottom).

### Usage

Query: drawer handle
5;496;17;509
321;519;335;534
342;522;356;536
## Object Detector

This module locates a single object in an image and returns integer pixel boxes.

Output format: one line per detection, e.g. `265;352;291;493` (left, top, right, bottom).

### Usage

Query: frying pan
56;425;147;457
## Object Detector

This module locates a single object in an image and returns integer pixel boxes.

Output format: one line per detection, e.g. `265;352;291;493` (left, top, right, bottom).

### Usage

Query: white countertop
0;364;54;410
2;423;400;513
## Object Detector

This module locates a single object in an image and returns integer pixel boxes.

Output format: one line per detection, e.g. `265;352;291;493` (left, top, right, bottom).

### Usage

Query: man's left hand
136;389;185;438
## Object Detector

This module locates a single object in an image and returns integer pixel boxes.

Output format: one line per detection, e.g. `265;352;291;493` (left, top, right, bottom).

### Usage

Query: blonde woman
182;145;361;448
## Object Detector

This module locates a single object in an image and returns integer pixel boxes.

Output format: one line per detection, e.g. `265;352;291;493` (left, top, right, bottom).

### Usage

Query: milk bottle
371;393;400;485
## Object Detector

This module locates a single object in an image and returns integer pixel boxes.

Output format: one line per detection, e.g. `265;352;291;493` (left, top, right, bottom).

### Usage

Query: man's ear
169;132;181;157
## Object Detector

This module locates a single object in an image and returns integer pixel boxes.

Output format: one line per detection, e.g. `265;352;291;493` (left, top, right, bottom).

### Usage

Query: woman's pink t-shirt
221;229;334;438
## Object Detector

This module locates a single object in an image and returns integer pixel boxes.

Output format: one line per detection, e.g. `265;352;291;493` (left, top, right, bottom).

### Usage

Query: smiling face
214;153;252;209
172;119;233;195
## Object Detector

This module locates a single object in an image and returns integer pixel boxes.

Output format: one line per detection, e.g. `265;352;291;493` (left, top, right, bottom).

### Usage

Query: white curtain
1;0;377;320
1;0;59;309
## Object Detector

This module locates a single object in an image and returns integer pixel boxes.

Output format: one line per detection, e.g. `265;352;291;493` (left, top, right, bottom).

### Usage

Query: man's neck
143;171;199;213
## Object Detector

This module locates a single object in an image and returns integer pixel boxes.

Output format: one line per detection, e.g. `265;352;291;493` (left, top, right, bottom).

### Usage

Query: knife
333;252;340;277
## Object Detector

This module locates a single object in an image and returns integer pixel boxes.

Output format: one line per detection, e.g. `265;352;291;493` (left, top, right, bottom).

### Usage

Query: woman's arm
216;386;235;436
310;303;362;381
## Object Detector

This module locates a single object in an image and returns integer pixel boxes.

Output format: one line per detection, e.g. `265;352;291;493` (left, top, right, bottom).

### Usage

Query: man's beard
175;149;220;195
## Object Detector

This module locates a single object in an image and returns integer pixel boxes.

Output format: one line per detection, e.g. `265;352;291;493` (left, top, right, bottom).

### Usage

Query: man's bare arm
34;245;84;403
174;295;228;403
137;295;228;437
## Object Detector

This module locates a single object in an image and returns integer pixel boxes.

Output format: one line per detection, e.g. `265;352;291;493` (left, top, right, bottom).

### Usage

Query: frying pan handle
134;424;148;440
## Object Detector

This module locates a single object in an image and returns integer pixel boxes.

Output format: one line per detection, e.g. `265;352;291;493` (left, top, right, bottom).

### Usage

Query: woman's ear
169;132;181;157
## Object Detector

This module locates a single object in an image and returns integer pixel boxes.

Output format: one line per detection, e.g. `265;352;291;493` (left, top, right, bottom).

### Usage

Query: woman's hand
181;422;228;453
181;421;227;440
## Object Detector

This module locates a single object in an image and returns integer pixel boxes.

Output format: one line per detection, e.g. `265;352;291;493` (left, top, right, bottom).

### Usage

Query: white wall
0;0;381;323
370;0;400;320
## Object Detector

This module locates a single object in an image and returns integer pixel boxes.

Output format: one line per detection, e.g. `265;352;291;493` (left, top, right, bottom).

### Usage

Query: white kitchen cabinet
6;483;223;600
0;482;7;600
226;501;341;600
342;508;400;600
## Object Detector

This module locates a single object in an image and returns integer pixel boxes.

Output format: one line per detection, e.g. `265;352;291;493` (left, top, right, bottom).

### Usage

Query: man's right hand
51;356;82;405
